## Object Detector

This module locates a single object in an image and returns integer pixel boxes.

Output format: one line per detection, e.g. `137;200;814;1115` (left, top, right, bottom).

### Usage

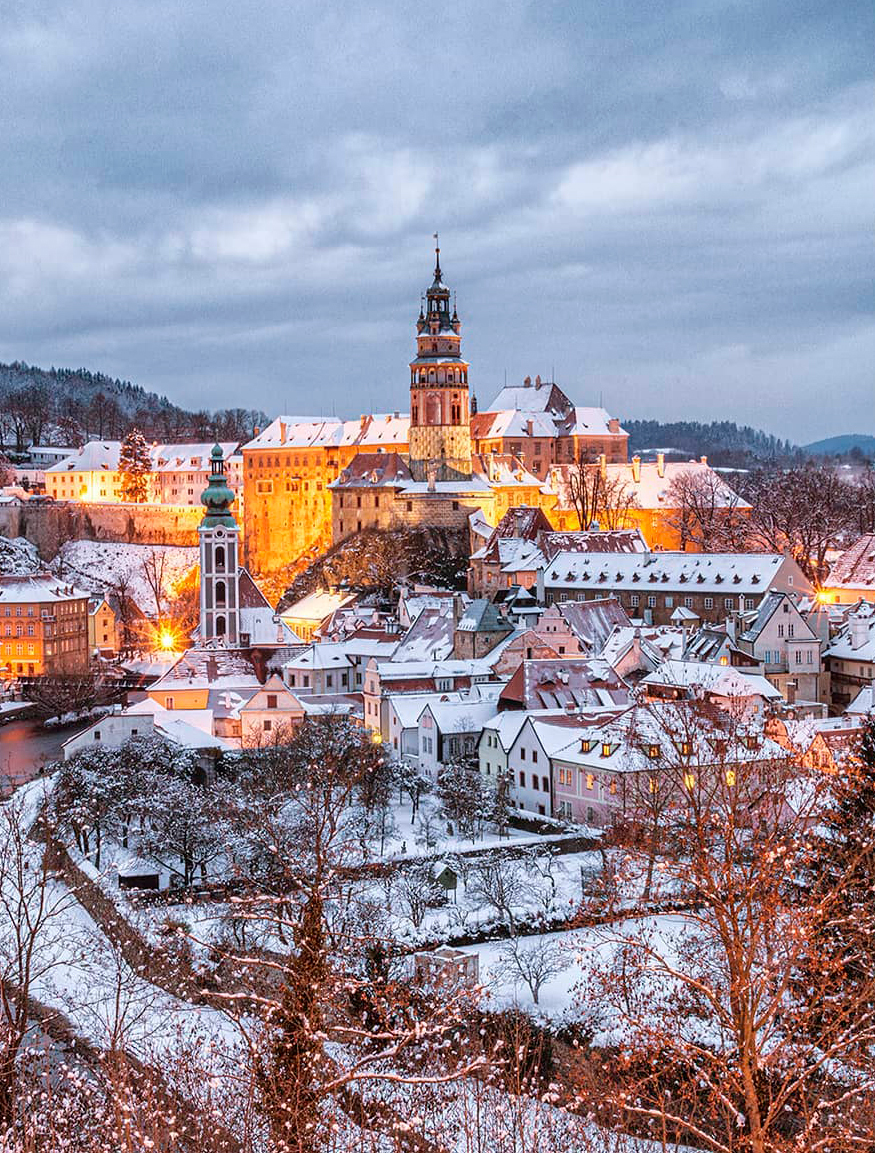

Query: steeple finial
433;231;441;280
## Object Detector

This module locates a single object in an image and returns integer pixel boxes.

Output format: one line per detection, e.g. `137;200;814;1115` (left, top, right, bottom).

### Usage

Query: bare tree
665;468;751;551
0;790;79;1130
578;710;875;1153
740;464;855;584
565;452;640;531
494;935;568;1006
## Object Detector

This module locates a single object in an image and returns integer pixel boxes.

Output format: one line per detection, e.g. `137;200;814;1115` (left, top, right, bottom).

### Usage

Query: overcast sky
1;1;871;443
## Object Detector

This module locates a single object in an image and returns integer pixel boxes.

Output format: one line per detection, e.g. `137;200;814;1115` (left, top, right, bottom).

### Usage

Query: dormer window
646;744;660;759
601;742;612;758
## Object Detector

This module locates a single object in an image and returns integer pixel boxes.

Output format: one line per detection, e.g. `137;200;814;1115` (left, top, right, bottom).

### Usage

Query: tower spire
433;231;441;280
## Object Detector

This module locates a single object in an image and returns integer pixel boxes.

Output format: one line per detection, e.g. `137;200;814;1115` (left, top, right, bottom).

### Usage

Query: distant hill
802;433;875;459
624;420;798;467
0;360;267;453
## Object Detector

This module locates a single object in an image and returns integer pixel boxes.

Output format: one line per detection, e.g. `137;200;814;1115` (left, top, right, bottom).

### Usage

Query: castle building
199;444;241;645
408;238;472;482
472;378;627;481
240;245;755;576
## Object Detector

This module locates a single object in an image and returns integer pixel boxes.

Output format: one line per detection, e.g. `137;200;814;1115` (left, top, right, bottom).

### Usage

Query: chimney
607;418;619;433
700;455;708;465
253;426;261;437
535;374;542;388
656;452;665;478
850;618;868;650
526;419;534;437
453;593;465;624
598;453;607;478
523;375;531;386
279;421;287;445
206;656;219;683
631;455;641;483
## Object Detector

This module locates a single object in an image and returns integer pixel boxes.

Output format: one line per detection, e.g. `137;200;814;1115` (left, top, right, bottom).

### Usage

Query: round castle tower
407;238;473;482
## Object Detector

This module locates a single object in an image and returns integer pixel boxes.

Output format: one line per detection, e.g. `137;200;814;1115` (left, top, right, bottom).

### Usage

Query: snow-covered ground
457;913;690;1031
53;540;197;614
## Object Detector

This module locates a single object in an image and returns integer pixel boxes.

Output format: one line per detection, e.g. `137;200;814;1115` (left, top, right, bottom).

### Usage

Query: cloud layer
1;0;871;441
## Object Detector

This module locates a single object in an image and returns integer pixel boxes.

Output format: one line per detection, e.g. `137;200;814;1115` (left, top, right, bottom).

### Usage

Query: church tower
408;238;473;482
199;444;240;645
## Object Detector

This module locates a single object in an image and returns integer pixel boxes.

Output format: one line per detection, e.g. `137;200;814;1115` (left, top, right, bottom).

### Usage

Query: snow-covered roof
545;460;749;512
542;551;799;594
281;589;357;624
243;413;409;451
551;702;788;774
283;643;354;672
149;648;260;692
421;685;503;733
152;443;238;472
500;657;630;711
393;607;455;662
47;441;122;473
0;573;89;604
825;534;875;591
847;685;875;715
374;657;499;680
457;599;513;635
641;660;782;700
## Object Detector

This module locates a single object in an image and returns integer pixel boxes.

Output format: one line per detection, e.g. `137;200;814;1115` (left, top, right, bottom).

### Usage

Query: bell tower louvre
408;236;473;482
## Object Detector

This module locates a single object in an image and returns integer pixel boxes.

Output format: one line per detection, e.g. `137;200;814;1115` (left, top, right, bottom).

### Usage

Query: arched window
216;615;226;637
426;393;441;424
419;369;426;382
215;545;225;571
215;580;226;608
429;370;436;382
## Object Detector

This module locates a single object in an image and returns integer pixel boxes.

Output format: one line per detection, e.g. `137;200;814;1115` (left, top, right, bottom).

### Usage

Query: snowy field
457;914;690;1033
53;540;198;614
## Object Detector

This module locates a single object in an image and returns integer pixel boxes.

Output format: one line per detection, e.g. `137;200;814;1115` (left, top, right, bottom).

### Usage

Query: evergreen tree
118;426;151;502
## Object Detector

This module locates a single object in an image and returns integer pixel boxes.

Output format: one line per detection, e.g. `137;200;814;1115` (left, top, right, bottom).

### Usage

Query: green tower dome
200;444;237;528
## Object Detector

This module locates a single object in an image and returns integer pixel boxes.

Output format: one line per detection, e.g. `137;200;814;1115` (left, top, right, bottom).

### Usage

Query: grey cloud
0;0;872;442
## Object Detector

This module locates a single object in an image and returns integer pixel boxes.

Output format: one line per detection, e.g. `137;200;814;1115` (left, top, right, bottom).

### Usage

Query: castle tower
199;444;240;645
408;237;473;482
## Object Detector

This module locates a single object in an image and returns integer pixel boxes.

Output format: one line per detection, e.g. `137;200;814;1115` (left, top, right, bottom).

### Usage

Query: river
0;718;92;795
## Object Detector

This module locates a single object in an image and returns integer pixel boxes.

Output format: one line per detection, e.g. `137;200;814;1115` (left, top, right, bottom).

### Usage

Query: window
532;749;538;764
520;748;526;760
630;594;640;607
778;624;785;638
93;730;101;740
744;598;755;610
647;744;660;759
263;719;272;732
165;697;174;709
704;597;714;609
600;742;612;758
519;771;525;786
256;480;273;495
586;773;594;790
665;596;674;608
532;775;539;790
647;595;656;608
724;598;733;609
267;694;278;709
684;596;693;608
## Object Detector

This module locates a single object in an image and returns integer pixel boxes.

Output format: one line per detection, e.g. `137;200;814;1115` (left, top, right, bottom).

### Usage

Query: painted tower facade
408;240;473;481
199;444;240;644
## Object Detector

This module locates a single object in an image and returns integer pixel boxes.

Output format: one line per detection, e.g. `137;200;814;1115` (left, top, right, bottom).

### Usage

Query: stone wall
0;501;204;559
